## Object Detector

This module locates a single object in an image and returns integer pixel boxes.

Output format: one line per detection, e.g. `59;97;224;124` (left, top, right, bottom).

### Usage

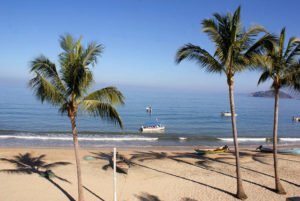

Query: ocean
0;86;299;148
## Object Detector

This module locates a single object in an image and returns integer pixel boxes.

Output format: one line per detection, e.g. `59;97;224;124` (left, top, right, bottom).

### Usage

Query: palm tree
28;34;125;201
175;6;274;199
257;28;300;194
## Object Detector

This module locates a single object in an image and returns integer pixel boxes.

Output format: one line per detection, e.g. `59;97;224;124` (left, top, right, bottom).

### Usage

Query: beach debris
83;155;96;160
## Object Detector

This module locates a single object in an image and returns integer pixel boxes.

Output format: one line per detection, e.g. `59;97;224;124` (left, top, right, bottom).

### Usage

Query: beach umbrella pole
113;147;117;201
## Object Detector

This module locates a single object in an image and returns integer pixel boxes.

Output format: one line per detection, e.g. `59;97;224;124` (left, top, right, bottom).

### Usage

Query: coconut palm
257;28;300;194
175;6;274;199
28;34;125;201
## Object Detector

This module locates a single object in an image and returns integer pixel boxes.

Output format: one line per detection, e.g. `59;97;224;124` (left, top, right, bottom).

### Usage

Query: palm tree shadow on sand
90;152;130;174
91;151;236;198
128;151;299;196
135;192;197;201
0;153;75;201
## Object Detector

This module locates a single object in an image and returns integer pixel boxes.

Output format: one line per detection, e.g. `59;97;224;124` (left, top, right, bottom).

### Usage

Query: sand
0;147;299;201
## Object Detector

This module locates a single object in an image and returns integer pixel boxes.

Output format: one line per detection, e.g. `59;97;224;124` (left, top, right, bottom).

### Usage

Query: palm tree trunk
273;88;286;194
70;115;85;201
228;82;247;200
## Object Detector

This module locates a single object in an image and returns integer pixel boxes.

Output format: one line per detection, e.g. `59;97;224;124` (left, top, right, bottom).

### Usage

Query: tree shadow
0;153;75;201
128;151;300;193
131;161;235;198
90;151;130;174
135;192;198;201
135;192;161;201
175;151;299;188
83;186;105;201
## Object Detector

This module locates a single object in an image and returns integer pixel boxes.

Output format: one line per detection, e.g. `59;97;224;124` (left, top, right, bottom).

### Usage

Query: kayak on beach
256;145;300;154
195;145;229;155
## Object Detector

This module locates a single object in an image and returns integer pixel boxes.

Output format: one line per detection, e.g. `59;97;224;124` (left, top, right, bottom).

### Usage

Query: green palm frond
84;87;125;105
283;37;300;59
285;43;300;65
81;100;123;129
30;56;66;93
258;70;271;85
59;34;77;53
278;28;286;57
29;72;65;105
176;43;223;73
82;42;104;66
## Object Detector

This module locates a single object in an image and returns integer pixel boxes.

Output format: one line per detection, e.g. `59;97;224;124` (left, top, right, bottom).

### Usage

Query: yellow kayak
195;145;229;154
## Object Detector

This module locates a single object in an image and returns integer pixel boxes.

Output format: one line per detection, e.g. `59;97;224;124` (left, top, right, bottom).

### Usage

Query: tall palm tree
29;34;125;201
257;28;300;194
175;6;274;199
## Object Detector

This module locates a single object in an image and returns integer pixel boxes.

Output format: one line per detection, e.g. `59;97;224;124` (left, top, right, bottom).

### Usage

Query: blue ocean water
0;86;299;148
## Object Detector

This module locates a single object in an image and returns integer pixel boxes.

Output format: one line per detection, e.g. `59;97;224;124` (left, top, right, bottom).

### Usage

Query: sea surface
0;86;300;148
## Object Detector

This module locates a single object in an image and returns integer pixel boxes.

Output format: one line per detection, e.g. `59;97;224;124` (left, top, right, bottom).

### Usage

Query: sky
0;0;300;93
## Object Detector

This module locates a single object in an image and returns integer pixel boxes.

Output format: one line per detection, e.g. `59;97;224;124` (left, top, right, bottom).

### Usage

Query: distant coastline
248;90;292;99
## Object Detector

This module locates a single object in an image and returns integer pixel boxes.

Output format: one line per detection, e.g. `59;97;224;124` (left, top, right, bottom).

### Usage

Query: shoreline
1;143;300;151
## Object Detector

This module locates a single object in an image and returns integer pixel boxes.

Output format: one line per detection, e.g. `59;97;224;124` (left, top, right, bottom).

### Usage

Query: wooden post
113;147;117;201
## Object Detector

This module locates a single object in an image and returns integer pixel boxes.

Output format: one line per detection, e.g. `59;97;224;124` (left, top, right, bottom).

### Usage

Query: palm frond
84;87;125;105
59;34;76;53
82;42;104;66
244;34;277;58
285;43;300;65
284;37;300;57
81;100;123;129
278;27;286;57
30;56;66;93
175;43;223;73
258;70;271;85
28;72;65;105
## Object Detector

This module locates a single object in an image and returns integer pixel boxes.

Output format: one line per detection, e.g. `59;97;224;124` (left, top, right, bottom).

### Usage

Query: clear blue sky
0;0;299;93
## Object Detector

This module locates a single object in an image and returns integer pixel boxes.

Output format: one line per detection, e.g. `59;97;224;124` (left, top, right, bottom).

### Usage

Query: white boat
146;106;152;113
293;116;300;121
140;121;165;133
221;112;237;117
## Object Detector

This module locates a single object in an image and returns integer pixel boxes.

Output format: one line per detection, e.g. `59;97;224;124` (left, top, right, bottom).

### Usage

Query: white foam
179;137;187;140
0;135;158;141
219;138;266;142
279;138;300;141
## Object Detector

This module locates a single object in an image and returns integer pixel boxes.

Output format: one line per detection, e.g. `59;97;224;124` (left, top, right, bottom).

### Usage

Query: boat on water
256;145;300;154
195;145;229;155
146;106;152;113
293;116;300;121
221;112;237;117
140;121;165;133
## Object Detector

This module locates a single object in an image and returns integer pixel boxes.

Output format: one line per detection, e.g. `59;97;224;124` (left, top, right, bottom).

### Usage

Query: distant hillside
248;90;293;99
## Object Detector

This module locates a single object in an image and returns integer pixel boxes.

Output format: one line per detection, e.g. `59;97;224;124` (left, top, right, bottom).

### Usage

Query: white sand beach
0;147;299;201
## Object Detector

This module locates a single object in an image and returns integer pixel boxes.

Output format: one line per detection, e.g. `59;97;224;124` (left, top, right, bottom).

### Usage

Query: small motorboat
146;106;152;113
195;145;229;155
221;112;237;117
256;145;300;154
293;116;300;121
140;121;165;133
